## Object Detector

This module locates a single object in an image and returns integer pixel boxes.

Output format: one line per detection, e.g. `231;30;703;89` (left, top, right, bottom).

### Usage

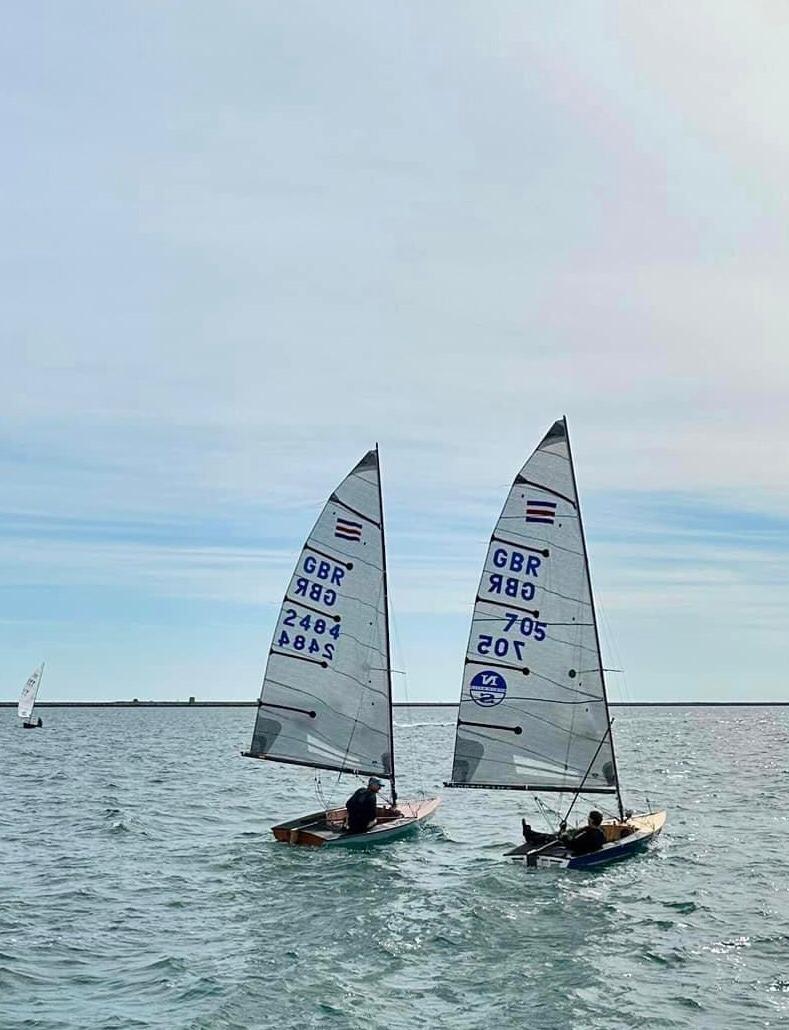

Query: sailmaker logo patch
469;670;507;707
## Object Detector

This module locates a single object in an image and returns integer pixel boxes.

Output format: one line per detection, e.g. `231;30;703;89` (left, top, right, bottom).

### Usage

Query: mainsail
447;419;621;803
18;664;44;722
246;449;396;791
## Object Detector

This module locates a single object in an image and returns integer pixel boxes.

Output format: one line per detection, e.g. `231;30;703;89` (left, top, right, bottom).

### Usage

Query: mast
563;416;625;820
375;443;397;806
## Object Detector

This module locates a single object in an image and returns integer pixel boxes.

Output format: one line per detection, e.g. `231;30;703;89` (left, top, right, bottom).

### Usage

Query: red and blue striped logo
334;516;363;541
526;499;557;525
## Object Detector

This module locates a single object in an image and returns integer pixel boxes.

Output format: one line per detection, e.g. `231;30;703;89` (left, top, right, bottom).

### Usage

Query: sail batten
247;450;395;782
448;419;620;797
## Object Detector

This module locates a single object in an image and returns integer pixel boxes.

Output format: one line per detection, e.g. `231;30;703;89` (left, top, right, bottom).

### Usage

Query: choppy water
2;705;789;1029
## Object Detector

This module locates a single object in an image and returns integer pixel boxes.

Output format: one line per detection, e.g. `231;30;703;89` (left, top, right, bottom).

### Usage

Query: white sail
448;419;618;794
247;449;394;780
18;664;44;722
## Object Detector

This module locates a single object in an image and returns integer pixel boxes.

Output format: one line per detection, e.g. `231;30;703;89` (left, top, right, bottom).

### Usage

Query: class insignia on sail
445;419;666;868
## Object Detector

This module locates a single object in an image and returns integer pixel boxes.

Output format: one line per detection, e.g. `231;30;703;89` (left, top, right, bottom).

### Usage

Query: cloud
0;3;787;699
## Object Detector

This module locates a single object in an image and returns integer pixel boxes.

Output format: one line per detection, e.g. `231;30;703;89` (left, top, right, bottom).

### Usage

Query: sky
2;2;788;703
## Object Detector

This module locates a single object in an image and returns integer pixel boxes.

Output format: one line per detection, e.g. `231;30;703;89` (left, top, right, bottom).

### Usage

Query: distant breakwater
1;700;788;708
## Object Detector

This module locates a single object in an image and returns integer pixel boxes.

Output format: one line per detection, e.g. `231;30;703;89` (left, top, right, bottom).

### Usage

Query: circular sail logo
469;670;507;707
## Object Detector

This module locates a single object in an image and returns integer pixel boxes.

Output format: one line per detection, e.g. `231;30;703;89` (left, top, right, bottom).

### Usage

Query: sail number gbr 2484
277;609;340;661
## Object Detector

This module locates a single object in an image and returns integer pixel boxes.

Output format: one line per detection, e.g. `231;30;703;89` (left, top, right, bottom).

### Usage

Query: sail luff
375;443;398;805
562;416;625;818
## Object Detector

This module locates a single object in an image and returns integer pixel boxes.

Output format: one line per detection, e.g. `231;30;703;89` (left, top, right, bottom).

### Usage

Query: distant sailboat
243;447;440;846
445;419;665;868
18;663;45;729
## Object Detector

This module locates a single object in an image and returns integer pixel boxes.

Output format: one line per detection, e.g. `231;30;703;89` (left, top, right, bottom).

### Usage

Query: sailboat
243;447;440;846
445;419;665;868
18;663;45;729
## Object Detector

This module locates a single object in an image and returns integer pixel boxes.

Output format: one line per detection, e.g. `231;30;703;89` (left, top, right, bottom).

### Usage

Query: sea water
2;705;788;1029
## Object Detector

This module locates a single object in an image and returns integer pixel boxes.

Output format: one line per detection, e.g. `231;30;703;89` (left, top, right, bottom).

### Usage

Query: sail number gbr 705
476;614;547;662
475;545;547;662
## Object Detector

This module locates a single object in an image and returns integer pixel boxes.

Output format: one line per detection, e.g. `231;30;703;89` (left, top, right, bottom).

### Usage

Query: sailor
521;810;606;854
564;810;606;855
345;776;384;833
37;717;43;728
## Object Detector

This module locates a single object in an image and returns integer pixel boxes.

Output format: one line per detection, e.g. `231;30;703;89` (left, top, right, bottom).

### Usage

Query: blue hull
508;810;666;869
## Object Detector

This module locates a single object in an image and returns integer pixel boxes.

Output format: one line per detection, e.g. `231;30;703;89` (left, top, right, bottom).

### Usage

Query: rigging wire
388;597;427;801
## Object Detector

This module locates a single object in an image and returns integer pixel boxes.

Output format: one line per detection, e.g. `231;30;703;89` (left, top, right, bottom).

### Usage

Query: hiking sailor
521;810;607;856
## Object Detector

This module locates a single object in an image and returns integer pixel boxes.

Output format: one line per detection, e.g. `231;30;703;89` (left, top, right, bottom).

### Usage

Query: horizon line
1;700;788;708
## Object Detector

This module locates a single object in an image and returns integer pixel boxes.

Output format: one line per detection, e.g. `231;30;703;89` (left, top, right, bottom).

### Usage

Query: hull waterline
507;810;666;869
271;797;441;848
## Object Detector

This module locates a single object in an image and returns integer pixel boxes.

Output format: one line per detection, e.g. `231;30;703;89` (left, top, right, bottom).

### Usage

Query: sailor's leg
522;819;558;846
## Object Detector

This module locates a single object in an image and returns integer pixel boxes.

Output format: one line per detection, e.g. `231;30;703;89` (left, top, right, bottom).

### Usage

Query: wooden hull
271;797;441;848
507;810;666;869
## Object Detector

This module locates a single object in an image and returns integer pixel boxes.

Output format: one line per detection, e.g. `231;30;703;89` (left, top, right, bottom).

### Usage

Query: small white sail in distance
18;663;44;723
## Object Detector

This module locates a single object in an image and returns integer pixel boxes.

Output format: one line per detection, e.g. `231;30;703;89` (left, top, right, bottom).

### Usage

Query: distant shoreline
1;700;788;708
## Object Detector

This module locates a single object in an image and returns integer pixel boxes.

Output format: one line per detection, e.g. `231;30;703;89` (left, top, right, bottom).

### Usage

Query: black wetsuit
566;826;605;855
345;788;377;833
522;821;605;855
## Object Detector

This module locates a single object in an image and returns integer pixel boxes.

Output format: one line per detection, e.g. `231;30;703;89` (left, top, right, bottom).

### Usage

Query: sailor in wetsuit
521;809;607;855
345;776;384;834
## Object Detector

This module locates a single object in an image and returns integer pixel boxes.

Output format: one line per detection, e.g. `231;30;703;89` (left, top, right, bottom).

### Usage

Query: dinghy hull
272;797;441;847
507;810;666;869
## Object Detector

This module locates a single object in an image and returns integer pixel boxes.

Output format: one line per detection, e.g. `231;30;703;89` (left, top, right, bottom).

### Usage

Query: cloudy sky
2;2;788;703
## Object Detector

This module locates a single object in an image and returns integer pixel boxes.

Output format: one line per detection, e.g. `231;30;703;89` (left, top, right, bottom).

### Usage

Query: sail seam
474;596;539;616
491;534;549;556
538;584;592;607
283;597;342;622
260;680;390;732
303;543;354;569
456;727;607;777
460;695;602;707
460;708;607;743
329;495;381;527
269;648;327;668
524;669;602;699
515;478;577;506
306;543;384;574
